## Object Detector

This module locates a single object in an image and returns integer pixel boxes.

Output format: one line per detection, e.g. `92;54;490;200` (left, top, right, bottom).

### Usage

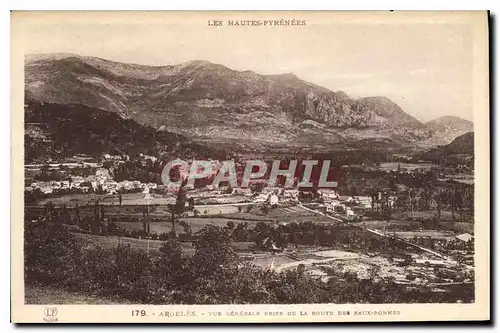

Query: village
24;152;389;224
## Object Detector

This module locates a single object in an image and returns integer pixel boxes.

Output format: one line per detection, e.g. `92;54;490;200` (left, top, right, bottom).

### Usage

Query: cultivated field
76;233;175;253
395;210;474;222
390;230;457;240
358;218;474;233
110;204;341;233
114;218;267;234
75;233;255;255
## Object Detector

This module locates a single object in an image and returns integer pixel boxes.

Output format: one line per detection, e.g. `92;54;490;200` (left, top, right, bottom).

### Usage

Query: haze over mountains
25;53;473;151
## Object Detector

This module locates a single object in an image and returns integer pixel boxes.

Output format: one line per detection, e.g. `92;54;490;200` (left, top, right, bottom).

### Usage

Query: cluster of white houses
26;152;393;222
26;167;158;195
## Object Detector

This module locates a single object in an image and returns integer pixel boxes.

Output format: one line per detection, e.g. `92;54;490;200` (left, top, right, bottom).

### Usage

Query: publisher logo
43;307;58;322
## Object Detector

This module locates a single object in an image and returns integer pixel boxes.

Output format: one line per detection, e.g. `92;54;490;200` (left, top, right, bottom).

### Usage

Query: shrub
24;222;82;286
24;219;475;304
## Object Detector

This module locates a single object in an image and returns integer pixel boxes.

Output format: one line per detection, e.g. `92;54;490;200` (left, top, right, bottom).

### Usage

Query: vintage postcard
11;11;490;323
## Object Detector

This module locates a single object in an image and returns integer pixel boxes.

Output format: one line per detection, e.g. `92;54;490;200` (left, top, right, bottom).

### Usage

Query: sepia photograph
10;10;490;323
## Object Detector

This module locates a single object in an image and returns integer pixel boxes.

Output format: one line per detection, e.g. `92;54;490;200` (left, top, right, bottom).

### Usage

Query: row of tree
339;169;474;221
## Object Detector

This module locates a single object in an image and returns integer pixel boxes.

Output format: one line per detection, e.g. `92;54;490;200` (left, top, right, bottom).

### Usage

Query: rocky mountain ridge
25;53;471;150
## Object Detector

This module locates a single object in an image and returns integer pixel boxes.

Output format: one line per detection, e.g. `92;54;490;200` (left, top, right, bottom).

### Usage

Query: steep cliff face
304;90;368;128
25;54;444;149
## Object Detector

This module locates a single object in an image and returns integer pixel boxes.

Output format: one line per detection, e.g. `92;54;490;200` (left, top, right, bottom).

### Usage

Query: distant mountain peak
356;96;425;128
277;72;298;78
25;53;82;63
362;96;393;102
426;115;473;145
427;115;473;125
179;59;214;67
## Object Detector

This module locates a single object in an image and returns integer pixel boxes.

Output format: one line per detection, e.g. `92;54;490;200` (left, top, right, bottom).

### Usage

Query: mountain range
25;53;473;152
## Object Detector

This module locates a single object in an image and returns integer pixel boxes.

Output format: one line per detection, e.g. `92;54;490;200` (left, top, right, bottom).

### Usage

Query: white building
41;186;53;194
318;189;339;201
326;201;344;213
139;153;158;163
268;193;279;206
283;189;299;200
354;196;372;209
234;188;253;197
95;168;112;181
254;193;269;203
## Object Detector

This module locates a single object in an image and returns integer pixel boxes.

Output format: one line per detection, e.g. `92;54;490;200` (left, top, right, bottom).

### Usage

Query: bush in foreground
24;221;474;304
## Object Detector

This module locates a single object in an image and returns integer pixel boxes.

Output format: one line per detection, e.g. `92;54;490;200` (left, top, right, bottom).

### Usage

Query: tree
75;202;81;225
435;187;447;221
25;187;43;204
191;225;238;277
96;184;105;194
251;182;265;194
233;222;249;242
24;220;83;284
168;178;188;238
272;269;320;304
226;221;235;230
157;239;183;272
188;197;195;211
380;191;392;220
102;161;114;169
369;188;380;215
458;192;465;221
40;163;51;175
178;220;192;235
92;200;102;234
261;203;270;215
408;188;415;218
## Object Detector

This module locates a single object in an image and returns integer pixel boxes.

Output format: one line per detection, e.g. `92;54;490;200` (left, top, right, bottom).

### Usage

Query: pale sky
15;11;477;122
